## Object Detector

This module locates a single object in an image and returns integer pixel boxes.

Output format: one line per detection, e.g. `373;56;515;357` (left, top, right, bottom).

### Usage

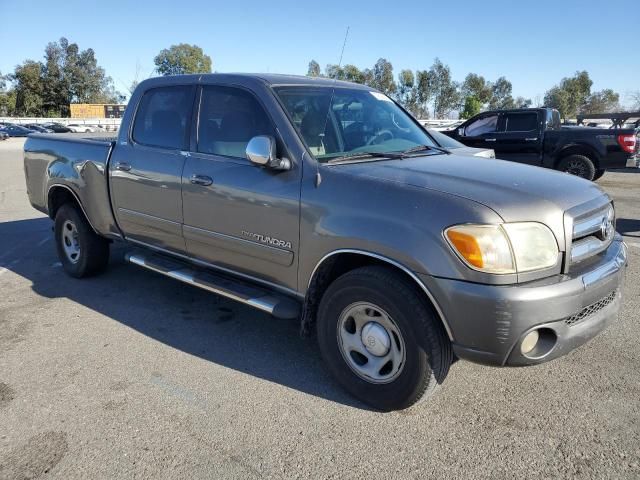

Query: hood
334;154;609;248
449;146;495;158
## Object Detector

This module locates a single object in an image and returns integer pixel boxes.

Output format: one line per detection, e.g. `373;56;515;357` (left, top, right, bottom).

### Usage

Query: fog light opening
520;330;540;355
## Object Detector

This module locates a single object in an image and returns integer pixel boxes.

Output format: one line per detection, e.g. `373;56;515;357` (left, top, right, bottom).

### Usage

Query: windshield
274;86;437;162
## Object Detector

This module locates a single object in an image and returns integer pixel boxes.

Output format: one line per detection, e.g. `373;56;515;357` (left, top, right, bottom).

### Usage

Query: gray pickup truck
24;74;627;411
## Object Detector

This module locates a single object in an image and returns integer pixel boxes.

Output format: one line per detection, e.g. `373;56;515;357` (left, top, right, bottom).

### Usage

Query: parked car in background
67;124;97;133
427;128;495;158
0;124;35;137
24;74;628;411
444;108;639;180
41;122;72;133
23;124;54;133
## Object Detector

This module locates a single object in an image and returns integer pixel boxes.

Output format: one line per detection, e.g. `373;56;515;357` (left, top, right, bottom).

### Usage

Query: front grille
570;203;615;265
564;290;617;326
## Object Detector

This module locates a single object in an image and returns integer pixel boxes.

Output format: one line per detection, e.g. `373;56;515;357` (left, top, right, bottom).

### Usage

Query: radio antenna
315;26;350;188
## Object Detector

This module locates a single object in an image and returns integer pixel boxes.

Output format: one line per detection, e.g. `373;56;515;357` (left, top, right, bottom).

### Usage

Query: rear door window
504;112;538;132
197;86;276;158
132;86;194;149
465;114;499;136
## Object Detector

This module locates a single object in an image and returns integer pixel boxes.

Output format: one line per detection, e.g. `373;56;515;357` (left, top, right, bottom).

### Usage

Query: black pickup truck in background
444;107;639;180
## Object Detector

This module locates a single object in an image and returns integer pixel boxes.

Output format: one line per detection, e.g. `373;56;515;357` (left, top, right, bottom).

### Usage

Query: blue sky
1;0;638;105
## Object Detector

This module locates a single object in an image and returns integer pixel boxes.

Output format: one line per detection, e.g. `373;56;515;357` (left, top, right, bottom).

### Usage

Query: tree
307;60;320;77
154;44;212;76
514;96;532;108
342;64;366;84
396;69;422;115
461;73;492;105
582;89;620;114
324;63;343;79
37;37;122;116
460;96;481;119
628;91;640;110
544;86;571;119
12;60;44;116
0;70;16;116
426;58;459;118
489;76;514;109
414;70;431;118
368;58;396;95
544;71;592;119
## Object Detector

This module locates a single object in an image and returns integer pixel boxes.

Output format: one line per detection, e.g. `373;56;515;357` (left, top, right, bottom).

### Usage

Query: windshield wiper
400;144;450;156
326;151;405;163
326;145;449;164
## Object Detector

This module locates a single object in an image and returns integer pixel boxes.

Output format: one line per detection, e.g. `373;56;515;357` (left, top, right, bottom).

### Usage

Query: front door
110;85;195;253
181;85;300;291
459;112;501;150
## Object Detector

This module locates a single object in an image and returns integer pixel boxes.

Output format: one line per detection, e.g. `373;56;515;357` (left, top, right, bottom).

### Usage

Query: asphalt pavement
1;136;639;479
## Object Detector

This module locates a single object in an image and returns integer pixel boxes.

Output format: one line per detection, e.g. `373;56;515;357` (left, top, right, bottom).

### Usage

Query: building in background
70;104;126;119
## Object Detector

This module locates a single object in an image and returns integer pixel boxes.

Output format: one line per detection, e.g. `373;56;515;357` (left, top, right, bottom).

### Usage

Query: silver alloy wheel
337;302;406;384
61;220;81;264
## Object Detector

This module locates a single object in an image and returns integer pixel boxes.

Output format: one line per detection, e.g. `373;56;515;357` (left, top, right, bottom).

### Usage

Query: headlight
445;223;558;274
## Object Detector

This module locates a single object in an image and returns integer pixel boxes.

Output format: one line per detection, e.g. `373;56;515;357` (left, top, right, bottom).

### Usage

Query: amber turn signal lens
446;230;484;268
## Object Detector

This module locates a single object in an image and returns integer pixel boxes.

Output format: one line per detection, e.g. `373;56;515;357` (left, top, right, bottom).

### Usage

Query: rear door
181;84;301;290
493;111;542;166
109;85;195;253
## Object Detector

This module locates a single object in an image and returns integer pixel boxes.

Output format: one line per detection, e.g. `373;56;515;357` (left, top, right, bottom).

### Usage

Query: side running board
124;252;300;319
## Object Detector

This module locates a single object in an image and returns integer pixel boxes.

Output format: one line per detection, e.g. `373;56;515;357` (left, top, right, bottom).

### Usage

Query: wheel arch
554;143;601;169
301;249;454;341
47;184;98;234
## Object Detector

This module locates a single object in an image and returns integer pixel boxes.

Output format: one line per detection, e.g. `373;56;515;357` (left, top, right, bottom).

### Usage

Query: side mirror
246;135;291;170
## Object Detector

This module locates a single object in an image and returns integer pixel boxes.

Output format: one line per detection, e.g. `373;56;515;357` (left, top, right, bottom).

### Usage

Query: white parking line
37;236;51;247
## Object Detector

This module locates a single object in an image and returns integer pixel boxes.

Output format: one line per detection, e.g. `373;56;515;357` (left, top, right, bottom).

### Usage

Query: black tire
317;266;452;411
54;204;110;278
557;154;596;180
593;169;606;181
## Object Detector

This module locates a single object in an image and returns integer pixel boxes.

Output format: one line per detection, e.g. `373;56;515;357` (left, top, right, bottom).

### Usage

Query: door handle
525;137;539;141
190;174;213;186
114;162;131;171
485;138;497;142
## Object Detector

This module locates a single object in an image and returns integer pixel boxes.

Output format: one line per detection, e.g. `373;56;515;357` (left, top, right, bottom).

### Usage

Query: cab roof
136;73;374;91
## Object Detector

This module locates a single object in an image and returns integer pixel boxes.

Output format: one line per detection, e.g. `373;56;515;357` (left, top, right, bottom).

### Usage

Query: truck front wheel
317;266;452;411
54;204;110;278
557;154;596;180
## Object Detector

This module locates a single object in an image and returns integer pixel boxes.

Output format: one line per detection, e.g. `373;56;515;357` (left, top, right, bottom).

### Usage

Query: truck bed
23;133;121;238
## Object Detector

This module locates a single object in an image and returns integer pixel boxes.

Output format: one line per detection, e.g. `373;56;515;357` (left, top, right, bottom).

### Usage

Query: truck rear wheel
316;266;452;411
54;204;110;278
593;169;606;181
557;154;596;180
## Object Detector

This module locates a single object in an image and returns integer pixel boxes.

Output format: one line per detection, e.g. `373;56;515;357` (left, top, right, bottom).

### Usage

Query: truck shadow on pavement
0;217;370;410
616;218;640;238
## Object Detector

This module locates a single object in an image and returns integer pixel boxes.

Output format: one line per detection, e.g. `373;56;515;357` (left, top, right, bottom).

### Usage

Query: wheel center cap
361;322;391;357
